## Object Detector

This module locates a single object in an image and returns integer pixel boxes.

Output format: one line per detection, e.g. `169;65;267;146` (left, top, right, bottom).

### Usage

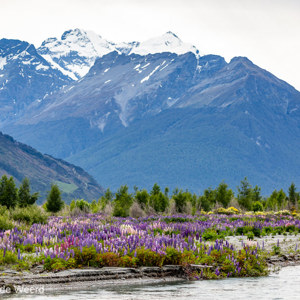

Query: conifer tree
18;177;39;207
45;184;64;213
0;175;18;208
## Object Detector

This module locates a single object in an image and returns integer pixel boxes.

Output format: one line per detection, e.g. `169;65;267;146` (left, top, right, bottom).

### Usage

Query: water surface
5;266;300;300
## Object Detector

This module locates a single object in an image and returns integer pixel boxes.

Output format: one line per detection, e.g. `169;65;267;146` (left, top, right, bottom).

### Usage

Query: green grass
54;181;78;194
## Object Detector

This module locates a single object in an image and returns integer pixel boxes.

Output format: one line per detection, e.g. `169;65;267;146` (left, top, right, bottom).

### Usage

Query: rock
190;264;213;270
2;269;19;275
31;265;44;274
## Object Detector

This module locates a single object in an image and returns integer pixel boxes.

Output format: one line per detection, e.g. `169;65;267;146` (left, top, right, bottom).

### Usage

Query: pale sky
1;0;300;90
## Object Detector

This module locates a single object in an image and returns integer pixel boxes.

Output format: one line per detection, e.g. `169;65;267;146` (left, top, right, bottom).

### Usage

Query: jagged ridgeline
0;132;104;203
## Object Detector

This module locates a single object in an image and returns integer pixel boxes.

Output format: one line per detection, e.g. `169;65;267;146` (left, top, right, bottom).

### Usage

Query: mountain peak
38;29;115;79
164;31;180;38
129;32;200;57
61;28;83;40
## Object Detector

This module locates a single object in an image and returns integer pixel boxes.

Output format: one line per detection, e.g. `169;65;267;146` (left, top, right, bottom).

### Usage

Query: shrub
74;246;97;266
202;230;218;241
247;231;254;240
95;252;120;267
0;249;18;265
0;215;14;230
135;248;165;267
215;207;238;215
253;201;264;212
129;202;145;218
11;205;48;224
164;247;183;265
70;199;91;214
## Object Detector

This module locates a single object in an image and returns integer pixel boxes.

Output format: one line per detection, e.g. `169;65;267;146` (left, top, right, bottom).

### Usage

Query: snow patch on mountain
0;57;7;70
37;29;201;80
38;29;117;79
141;65;161;83
130;32;200;57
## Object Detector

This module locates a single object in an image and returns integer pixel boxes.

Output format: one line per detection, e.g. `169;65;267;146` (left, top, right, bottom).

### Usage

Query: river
4;265;300;299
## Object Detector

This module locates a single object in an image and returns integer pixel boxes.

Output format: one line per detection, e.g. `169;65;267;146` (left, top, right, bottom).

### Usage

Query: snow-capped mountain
37;29;201;80
0;38;71;125
2;29;300;194
129;31;200;57
38;28;116;80
5;48;300;194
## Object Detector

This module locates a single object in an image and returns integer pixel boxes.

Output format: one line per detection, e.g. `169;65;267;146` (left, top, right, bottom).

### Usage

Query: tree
135;189;149;209
288;183;299;208
18;177;39;207
276;189;286;210
215;182;233;208
0;175;18;208
98;188;113;210
198;188;216;211
266;190;278;211
253;185;262;202
237;177;253;211
149;184;169;212
45;184;64;213
113;185;133;217
173;190;187;213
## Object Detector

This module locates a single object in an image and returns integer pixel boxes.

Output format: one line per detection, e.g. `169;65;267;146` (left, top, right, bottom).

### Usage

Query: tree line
0;175;63;212
0;175;299;216
102;178;299;217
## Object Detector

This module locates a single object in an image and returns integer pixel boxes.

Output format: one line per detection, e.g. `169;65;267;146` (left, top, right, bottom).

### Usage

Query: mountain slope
0;38;72;126
0;132;104;203
5;50;300;194
7;51;207;157
67;102;300;194
2;31;300;194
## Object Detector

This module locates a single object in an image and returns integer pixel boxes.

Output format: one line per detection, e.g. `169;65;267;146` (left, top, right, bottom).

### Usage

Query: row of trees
102;178;300;217
0;175;39;208
1;175;299;216
0;175;64;213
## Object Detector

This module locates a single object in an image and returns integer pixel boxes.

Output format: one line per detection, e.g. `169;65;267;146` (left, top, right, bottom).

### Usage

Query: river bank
1;234;300;295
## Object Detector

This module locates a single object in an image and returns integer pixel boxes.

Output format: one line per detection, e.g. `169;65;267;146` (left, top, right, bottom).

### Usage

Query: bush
253;201;264;212
11;205;48;224
0;215;14;230
73;246;97;267
0;249;18;265
129;202;145;218
202;230;218;241
135;248;165;267
215;207;239;215
95;252;120;267
164;247;183;265
70;199;91;214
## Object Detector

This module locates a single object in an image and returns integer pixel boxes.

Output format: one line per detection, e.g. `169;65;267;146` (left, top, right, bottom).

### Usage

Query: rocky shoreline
1;234;300;295
1;258;300;295
0;265;197;294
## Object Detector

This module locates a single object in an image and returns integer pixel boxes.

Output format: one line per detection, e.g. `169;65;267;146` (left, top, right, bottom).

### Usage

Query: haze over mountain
1;29;300;194
0;132;104;203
